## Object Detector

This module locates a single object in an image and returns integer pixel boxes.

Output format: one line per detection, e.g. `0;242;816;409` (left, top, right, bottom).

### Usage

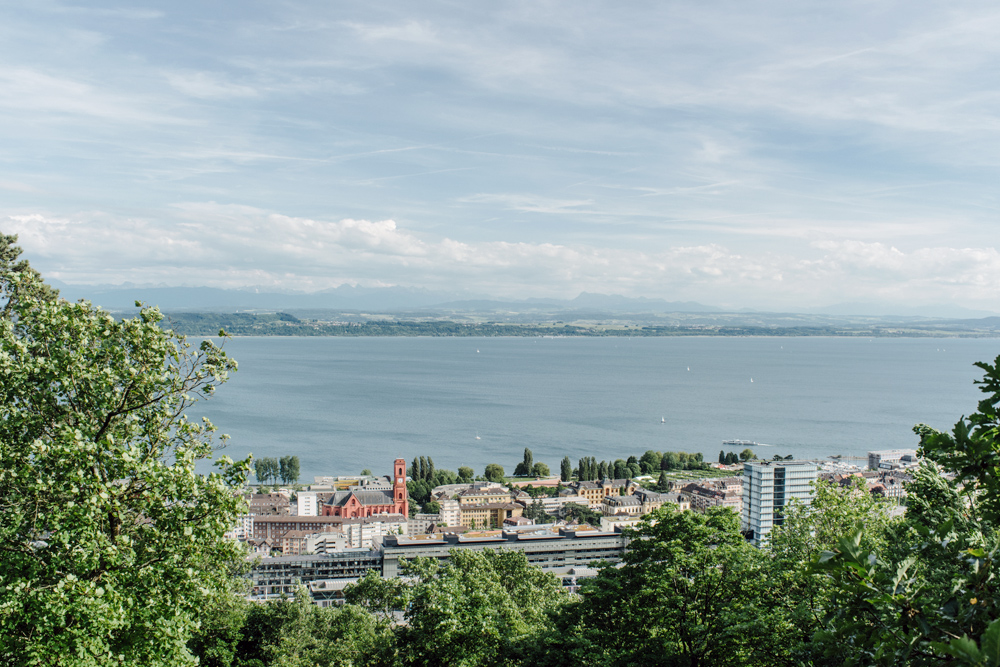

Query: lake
195;336;1000;481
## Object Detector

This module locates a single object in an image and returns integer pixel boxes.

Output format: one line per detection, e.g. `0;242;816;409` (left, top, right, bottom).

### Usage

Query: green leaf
983;618;1000;667
948;636;983;664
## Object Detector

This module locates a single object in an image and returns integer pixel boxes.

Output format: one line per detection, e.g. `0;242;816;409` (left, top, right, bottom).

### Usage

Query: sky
1;1;999;312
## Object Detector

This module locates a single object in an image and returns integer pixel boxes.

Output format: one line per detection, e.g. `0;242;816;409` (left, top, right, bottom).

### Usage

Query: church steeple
393;458;409;517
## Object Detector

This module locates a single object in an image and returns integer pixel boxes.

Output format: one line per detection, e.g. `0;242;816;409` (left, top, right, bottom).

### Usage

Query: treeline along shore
161;311;1000;337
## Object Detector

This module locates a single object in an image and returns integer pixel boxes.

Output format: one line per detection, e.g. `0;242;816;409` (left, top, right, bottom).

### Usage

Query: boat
660;416;666;424
723;439;758;447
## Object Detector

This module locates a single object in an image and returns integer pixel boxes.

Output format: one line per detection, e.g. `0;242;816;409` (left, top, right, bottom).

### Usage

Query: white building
741;460;818;546
226;514;254;540
297;492;318;517
342;515;408;549
538;495;591;514
867;449;918;471
437;498;461;526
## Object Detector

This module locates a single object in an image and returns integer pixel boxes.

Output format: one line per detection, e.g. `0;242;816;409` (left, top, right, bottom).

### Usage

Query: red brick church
322;459;408;518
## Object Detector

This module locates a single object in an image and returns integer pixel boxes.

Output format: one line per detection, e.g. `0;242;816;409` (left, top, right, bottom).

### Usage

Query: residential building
281;528;343;556
436;496;461;526
408;513;440;535
600;515;643;531
602;495;642;515
341;515;407;549
537;494;590;514
248;492;292;516
681;483;742;514
741;460;818;546
251;515;345;541
631;488;689;514
296;492;317;517
456;486;513;506
458;502;523;529
566;478;638;509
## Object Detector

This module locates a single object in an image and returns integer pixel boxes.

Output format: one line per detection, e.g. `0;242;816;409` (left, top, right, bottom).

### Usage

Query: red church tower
393;458;409;517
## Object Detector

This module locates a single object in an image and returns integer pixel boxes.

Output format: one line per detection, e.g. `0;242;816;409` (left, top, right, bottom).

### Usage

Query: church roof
325;489;396;507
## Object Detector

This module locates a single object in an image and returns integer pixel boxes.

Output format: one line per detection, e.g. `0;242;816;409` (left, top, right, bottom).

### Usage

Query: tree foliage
255;457;279;485
513;448;534;477
560;456;572;482
546;506;793;666
0;255;251;665
484;463;505;483
279;455;300;485
808;355;1000;666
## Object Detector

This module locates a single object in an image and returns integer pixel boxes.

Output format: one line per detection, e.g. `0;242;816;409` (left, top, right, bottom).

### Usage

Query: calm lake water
195;336;1000;481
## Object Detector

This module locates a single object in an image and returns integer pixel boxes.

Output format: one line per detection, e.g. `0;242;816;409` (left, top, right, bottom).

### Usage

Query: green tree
228;587;386;667
458;466;474;482
279;455;295;485
560;502;601;527
525;498;549;522
0;234;59;317
809;356;1000;666
256;457;278;485
397;549;566;666
719;449;726;464
514;448;534;477
640;450;662;474
484;463;505;483
531;462;550;478
740;448;755;461
361;468;373;476
423;499;441;515
560;456;573;482
656;470;669;492
426;456;435;482
0;266;252;665
187;593;249;667
917;355;1000;522
552;506;793;666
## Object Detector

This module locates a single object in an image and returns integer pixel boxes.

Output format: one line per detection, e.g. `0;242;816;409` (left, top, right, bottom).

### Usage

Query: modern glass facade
741;460;817;546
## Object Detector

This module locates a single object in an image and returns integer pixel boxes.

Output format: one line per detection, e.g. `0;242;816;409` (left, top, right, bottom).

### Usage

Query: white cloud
164;71;259;99
3;206;998;311
0;67;180;124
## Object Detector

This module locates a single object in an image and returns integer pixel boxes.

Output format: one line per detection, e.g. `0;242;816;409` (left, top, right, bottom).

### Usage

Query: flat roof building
741;460;817;546
380;524;627;578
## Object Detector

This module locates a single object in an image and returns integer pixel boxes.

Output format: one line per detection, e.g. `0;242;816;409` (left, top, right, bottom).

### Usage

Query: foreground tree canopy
0;235;251;666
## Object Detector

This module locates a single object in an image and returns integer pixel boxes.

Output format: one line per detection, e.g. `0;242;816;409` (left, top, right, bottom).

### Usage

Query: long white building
741;460;818;546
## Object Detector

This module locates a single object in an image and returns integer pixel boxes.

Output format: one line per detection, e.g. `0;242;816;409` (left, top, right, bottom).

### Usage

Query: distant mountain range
48;282;723;314
47;281;998;320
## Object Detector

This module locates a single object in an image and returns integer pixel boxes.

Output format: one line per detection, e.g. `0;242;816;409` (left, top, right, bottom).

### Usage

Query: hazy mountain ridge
48;281;1000;323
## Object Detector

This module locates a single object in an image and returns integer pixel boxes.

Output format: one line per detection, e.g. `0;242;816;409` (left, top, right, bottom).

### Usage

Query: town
235;447;920;606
